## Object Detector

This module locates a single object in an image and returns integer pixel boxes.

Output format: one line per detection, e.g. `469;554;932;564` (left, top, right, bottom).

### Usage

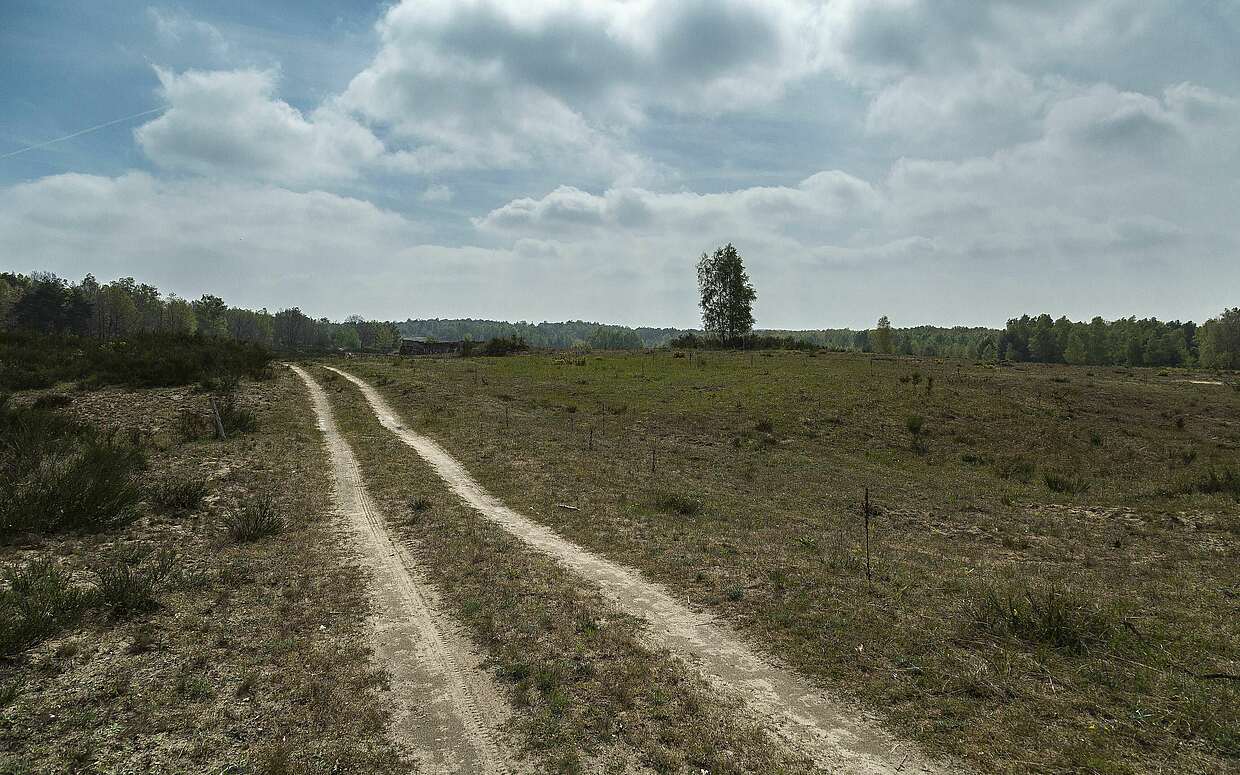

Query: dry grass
318;363;820;774
0;369;410;773
339;350;1240;775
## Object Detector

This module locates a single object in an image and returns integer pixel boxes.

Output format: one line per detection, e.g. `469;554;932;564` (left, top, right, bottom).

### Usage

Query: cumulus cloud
337;0;824;178
135;67;386;185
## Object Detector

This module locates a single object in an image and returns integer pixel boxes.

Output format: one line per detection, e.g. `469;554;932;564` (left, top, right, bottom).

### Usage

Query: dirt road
324;364;952;775
291;365;525;774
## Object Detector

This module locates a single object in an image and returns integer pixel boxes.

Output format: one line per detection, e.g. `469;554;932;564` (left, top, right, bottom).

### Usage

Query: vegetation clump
223;495;285;543
149;477;209;513
0;559;88;656
651;490;703;517
93;547;179;617
1042;470;1092;495
972;580;1122;655
0;398;145;539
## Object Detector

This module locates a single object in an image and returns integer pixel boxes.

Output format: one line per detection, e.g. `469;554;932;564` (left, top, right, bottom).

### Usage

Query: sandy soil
325;364;954;775
291;365;527;774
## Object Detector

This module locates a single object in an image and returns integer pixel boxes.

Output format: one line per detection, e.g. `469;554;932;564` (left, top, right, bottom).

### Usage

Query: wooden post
863;487;872;586
650;443;656;474
209;397;227;441
588;426;594;451
505;404;510;429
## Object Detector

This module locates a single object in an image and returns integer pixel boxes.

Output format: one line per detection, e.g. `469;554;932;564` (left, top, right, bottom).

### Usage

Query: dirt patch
292;365;526;773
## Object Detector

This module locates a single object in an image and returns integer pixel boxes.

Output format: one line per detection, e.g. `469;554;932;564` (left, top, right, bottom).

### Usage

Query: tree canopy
696;244;756;346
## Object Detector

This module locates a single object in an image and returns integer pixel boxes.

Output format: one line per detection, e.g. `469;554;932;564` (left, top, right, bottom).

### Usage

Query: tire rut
291;365;524;774
325;365;956;775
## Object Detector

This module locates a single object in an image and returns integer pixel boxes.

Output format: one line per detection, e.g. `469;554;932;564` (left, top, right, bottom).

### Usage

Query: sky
1;1;1237;329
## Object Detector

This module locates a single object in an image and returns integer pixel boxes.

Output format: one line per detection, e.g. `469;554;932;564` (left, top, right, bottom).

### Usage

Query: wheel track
291;365;522;774
324;364;958;775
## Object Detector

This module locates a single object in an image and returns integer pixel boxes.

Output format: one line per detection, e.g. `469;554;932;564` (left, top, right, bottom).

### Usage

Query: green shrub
0;403;145;538
224;495;284;543
93;546;179;618
651;491;702;517
971;580;1121;655
993;454;1036;482
30;393;72;410
0;560;87;656
1183;466;1240;499
1043;470;1092;495
149;477;209;513
0;331;272;391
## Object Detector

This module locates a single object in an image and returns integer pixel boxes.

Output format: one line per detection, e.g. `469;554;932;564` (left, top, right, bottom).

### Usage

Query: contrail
0;106;166;160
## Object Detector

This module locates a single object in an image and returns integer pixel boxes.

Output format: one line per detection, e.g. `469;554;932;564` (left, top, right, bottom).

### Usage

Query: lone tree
697;243;756;347
873;315;893;354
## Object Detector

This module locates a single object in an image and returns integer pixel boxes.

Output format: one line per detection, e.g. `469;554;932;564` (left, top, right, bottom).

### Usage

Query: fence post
210;397;227;441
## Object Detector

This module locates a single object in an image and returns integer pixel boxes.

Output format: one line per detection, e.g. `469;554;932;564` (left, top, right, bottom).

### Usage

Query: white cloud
135;67;386;185
336;0;824;178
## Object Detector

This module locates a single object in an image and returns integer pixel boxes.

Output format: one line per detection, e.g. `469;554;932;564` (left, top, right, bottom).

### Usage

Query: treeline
995;312;1239;369
396;318;681;349
0;272;399;352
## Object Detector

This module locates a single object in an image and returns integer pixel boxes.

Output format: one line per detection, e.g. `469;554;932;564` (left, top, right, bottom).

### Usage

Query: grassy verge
0;368;410;773
315;364;818;774
338;351;1239;775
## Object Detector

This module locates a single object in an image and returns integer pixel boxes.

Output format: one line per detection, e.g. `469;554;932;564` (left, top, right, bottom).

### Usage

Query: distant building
399;337;463;356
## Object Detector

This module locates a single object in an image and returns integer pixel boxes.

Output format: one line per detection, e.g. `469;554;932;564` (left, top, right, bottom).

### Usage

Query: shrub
993;454;1036;482
0;331;273;391
224;495;285;542
971;580;1121;655
93;546;179;617
905;415;927;453
217;395;258;435
651;491;702;517
149;477;209;513
0;560;87;656
1043;470;1092;495
176;408;212;441
408;496;432;513
753;417;774;434
1183;466;1240;499
0;403;145;538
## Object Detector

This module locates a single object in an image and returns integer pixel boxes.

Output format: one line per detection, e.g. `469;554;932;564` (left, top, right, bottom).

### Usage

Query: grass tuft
149;477;209;513
971;580;1122;655
224;495;285;543
651;490;703;516
1042;470;1092;495
0;560;87;656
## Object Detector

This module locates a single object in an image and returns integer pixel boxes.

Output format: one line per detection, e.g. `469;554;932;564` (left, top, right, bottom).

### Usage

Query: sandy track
291;365;524;774
325;365;952;775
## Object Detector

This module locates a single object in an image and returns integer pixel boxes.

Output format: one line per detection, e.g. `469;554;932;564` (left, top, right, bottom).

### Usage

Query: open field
336;350;1239;774
0;370;410;773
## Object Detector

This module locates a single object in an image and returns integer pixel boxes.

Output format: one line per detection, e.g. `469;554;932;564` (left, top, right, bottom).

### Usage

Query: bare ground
324;364;953;775
292;364;527;773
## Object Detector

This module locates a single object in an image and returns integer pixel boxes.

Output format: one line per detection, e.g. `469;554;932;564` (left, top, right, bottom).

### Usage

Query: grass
0;370;409;773
93;546;179;617
320;363;818;773
0;560;87;657
148;477;209;513
223;495;285;542
340;349;1240;774
0;400;145;538
971;579;1123;655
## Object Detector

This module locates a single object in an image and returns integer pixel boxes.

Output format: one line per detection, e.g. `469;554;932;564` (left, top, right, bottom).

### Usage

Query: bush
1183;466;1240;499
652;490;702;517
93;546;179;618
993;454;1036;482
971;580;1121;655
224;495;285;542
149;477;209;513
31;393;71;410
905;414;927;453
0;402;145;539
0;331;273;391
1043;470;1092;495
0;560;87;656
